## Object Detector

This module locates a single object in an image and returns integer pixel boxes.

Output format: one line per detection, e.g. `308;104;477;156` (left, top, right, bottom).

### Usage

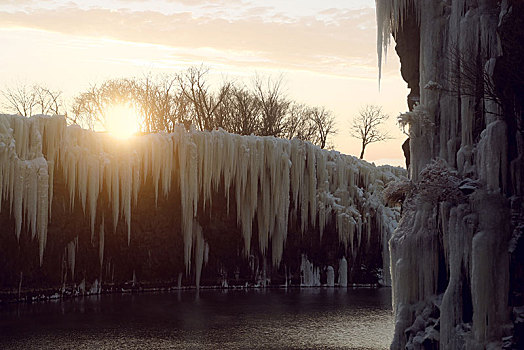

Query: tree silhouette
1;83;64;117
310;106;336;149
350;105;391;159
1;68;338;149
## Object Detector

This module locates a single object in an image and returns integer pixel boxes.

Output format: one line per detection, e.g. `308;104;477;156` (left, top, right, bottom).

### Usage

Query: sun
105;104;140;139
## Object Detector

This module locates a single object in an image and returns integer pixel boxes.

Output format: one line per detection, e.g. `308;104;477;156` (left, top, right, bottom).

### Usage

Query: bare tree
5;69;340;146
71;84;106;129
71;79;135;129
212;85;234;131
1;83;64;117
131;74;184;132
131;74;158;132
282;104;337;148
178;66;231;131
350;105;391;159
35;86;64;115
310;106;336;149
1;83;37;117
230;86;260;135
443;45;501;109
215;85;261;135
253;75;289;137
71;74;194;132
284;103;316;141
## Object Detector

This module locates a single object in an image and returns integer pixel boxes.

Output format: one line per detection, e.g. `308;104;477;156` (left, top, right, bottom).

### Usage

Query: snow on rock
0;114;404;288
424;80;442;91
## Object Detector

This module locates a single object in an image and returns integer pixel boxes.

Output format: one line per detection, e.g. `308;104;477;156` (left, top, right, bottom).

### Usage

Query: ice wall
0;114;403;289
376;0;524;349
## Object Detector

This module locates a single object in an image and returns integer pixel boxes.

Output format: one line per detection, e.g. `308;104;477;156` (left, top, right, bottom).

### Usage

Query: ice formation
0;113;403;288
375;0;419;82
300;254;320;287
326;266;335;287
376;0;524;348
338;257;348;287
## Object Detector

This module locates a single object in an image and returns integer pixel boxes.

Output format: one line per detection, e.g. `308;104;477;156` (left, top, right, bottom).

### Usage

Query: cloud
167;0;245;4
0;4;399;77
0;0;36;4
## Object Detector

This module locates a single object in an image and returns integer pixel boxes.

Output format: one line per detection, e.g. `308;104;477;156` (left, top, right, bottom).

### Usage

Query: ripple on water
0;288;394;349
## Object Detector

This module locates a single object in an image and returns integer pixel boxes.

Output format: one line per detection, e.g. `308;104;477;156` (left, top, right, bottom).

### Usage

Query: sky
0;0;408;166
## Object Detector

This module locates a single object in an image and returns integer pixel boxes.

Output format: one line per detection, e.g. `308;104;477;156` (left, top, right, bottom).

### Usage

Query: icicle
36;157;49;265
177;272;183;288
43;116;66;217
338;257;348;287
67;237;77;281
121;158;132;245
13;160;23;240
77;152;88;214
89;279;100;294
0;114;402;286
375;0;419;84
151;135;162;205
99;216;105;268
326;266;335;287
194;221;205;289
306;143;317;228
88;156;99;240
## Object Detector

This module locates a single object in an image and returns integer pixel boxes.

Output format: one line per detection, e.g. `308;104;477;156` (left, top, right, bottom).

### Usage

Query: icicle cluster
300;254;321;287
375;0;419;81
377;0;519;348
0;115;62;265
0;114;403;277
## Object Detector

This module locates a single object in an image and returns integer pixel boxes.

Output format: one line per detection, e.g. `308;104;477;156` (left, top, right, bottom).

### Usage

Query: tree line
1;66;337;149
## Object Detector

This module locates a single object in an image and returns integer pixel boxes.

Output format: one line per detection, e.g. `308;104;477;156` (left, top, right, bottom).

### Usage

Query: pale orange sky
0;0;409;166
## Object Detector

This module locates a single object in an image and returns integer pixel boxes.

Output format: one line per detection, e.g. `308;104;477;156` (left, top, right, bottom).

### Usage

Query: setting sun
105;104;140;139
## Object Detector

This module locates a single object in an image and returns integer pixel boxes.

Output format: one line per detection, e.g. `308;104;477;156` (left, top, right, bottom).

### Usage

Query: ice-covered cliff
376;0;524;348
0;114;403;295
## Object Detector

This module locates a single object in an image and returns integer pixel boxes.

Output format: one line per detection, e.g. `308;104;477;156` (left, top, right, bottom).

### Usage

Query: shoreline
0;282;390;305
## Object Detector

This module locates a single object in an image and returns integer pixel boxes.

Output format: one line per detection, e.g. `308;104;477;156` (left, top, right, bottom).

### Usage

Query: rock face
376;0;524;349
0;114;404;299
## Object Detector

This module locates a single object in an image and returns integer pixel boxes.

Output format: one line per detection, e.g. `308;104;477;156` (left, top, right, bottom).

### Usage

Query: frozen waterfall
0;114;403;289
376;0;524;349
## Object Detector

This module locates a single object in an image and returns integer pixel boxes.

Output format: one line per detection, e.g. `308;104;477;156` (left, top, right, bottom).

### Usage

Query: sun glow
105;104;140;139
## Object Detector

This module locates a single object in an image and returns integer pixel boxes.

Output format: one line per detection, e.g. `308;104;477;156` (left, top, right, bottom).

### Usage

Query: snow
423;81;442;91
0;113;403;289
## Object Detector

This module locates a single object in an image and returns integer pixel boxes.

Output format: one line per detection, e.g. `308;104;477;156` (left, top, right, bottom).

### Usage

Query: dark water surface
0;288;393;349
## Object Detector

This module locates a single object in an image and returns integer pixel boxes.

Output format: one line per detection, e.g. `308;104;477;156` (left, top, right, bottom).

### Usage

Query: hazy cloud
0;3;397;77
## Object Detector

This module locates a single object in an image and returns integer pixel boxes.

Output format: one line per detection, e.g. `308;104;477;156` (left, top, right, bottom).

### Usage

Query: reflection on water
0;288;393;349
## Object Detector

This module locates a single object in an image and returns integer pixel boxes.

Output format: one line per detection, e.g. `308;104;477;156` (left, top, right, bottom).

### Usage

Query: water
0;288;394;349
